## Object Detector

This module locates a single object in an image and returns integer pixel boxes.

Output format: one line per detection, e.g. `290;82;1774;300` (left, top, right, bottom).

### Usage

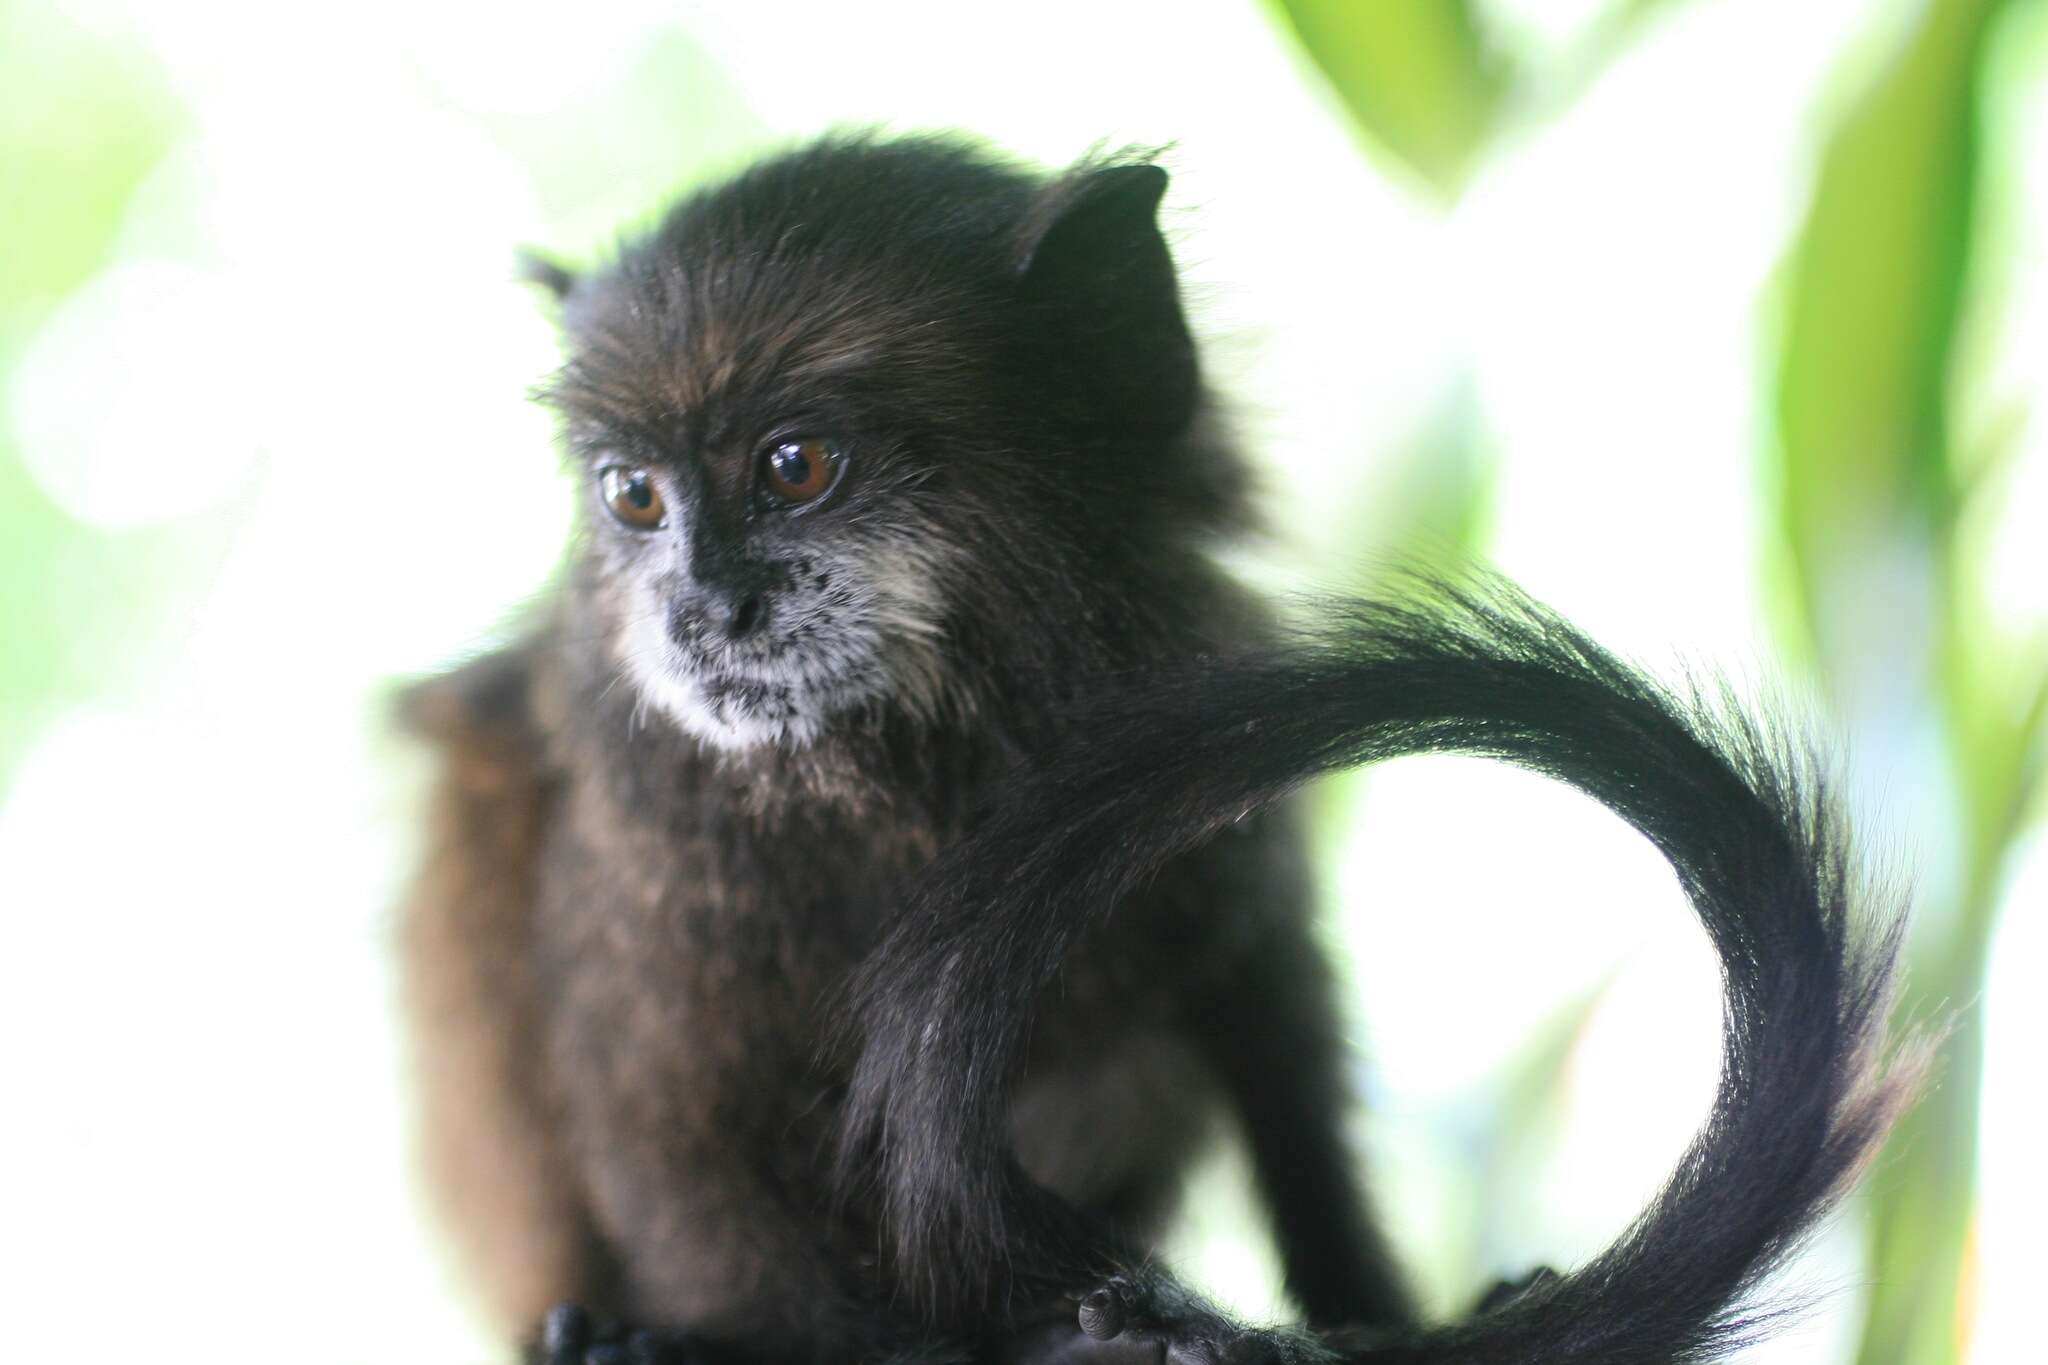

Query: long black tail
839;577;1921;1362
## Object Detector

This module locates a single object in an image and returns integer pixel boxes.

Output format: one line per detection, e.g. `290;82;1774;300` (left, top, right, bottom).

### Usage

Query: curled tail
839;576;1922;1362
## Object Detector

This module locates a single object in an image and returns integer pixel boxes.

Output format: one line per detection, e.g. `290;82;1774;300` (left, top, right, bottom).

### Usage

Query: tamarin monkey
399;133;1919;1365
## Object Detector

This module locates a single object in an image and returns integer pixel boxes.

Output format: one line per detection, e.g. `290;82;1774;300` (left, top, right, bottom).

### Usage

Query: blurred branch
1466;980;1610;1293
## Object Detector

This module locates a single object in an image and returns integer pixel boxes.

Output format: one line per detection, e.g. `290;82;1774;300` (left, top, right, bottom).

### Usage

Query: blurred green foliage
0;0;189;789
1774;0;2041;1359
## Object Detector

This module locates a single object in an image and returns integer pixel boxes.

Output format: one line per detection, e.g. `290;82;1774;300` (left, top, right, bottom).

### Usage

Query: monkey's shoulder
401;629;545;738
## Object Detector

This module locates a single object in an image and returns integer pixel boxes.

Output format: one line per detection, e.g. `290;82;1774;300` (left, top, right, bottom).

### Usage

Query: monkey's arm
399;646;615;1338
840;577;1922;1364
1186;914;1413;1332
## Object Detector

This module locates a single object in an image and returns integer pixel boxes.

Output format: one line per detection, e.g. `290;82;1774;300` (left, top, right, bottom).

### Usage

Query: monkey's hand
1004;1275;1336;1365
529;1304;732;1365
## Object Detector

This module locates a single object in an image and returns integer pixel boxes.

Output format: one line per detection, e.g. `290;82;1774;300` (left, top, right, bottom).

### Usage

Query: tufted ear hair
1018;161;1198;436
515;247;578;302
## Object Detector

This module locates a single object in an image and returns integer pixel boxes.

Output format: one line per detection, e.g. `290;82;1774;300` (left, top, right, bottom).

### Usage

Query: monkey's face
551;213;1011;750
541;137;1227;753
569;406;968;752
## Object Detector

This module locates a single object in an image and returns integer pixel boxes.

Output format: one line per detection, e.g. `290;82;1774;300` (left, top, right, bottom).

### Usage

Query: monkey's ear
515;248;578;303
1019;162;1197;434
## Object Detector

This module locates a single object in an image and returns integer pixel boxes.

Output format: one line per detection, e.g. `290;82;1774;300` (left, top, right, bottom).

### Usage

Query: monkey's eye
758;438;845;508
599;467;666;530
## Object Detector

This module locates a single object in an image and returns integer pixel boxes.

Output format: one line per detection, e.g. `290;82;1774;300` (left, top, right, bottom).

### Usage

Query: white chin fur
635;666;827;752
608;540;957;752
617;610;866;753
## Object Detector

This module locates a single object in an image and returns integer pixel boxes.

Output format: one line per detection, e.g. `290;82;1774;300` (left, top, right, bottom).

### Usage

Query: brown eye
599;467;665;530
759;438;844;507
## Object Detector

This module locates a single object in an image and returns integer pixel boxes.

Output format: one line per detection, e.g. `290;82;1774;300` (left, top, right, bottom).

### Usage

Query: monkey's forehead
540;133;1151;437
548;252;998;437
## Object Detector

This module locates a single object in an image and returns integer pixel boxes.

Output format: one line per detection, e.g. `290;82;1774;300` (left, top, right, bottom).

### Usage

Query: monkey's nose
722;594;767;640
671;592;769;645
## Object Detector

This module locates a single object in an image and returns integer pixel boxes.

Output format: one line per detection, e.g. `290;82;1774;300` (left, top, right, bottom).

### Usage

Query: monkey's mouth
685;664;803;718
619;577;888;749
633;647;819;749
666;631;814;694
636;621;879;750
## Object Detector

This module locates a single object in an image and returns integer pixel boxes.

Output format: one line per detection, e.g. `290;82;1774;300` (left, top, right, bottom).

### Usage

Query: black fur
841;578;1922;1362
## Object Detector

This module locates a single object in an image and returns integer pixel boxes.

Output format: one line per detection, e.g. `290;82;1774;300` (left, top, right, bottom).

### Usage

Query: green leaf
1775;0;2004;640
1267;0;1508;199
